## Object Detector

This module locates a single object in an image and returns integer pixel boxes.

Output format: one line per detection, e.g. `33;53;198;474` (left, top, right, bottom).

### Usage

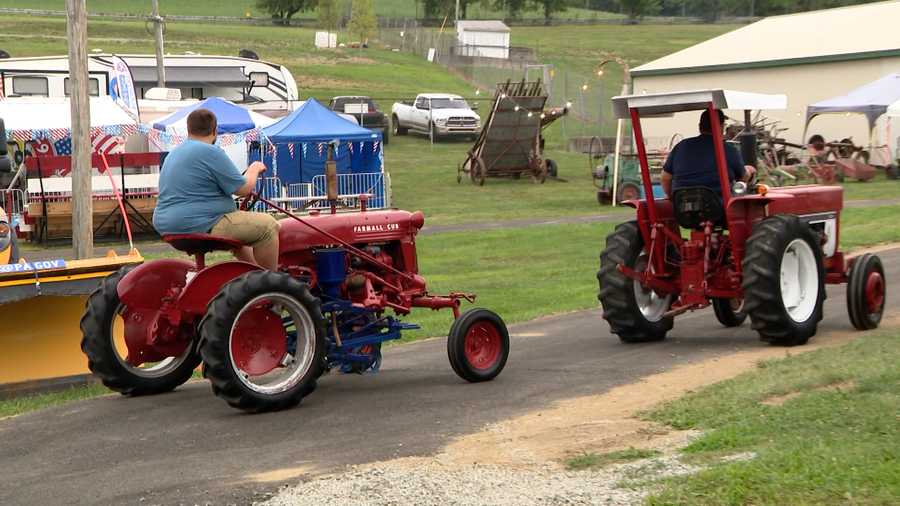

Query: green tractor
592;153;665;205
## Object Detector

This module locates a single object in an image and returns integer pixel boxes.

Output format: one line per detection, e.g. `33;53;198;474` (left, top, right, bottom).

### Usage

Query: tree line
256;0;881;26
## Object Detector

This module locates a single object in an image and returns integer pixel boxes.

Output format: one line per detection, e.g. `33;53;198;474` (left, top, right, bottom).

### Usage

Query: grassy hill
2;0;622;21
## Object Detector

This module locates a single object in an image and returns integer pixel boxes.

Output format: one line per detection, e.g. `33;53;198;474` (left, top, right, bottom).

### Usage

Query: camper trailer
0;54;299;117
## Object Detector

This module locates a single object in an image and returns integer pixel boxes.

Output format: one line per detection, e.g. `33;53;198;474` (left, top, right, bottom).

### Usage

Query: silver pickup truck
391;93;481;140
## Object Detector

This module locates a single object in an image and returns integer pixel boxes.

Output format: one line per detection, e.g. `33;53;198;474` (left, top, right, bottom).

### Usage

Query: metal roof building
630;1;900;160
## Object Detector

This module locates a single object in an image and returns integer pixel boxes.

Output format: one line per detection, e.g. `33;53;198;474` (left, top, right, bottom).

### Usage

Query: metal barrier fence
310;172;389;210
1;189;27;223
254;173;389;212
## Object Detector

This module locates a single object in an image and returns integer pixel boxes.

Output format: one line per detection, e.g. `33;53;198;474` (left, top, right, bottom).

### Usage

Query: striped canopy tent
0;96;138;154
148;97;277;170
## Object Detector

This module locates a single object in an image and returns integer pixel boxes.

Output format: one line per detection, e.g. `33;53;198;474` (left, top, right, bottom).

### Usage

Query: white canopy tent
609;89;787;204
0;96;137;142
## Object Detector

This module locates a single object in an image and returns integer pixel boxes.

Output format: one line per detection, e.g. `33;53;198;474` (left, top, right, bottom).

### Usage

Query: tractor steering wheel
239;192;260;211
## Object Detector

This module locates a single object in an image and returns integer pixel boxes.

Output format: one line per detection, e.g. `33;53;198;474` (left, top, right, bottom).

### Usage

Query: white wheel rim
632;254;672;322
228;293;317;395
780;239;819;323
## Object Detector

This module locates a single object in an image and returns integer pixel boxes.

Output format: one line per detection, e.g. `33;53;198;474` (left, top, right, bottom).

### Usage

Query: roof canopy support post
707;102;732;208
628;107;658;224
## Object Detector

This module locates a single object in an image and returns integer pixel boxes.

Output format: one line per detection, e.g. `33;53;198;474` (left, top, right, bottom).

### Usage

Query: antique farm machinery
81;160;510;412
598;90;886;346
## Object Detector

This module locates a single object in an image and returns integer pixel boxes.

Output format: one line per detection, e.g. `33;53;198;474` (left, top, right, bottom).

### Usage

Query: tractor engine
277;208;428;313
276;208;439;374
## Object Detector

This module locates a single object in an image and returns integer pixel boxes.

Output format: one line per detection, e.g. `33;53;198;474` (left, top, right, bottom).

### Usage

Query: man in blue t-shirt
153;108;280;270
661;109;755;198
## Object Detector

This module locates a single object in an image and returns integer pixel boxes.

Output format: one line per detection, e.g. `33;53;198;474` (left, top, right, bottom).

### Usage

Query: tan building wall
632;56;900;163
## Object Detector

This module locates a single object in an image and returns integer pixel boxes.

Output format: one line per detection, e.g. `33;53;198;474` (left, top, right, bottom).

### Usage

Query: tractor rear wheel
447;308;509;382
712;297;747;327
598;221;673;343
80;266;201;396
742;215;825;346
847;253;885;330
199;271;326;413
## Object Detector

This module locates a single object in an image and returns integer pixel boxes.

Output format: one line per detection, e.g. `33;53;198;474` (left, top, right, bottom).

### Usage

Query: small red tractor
80;169;509;413
598;90;886;345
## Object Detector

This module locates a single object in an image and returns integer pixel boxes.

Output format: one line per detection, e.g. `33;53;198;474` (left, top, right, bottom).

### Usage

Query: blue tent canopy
262;98;381;143
252;98;383;186
152;97;274;134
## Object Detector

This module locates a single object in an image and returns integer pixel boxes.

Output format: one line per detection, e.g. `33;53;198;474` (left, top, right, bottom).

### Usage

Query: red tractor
598;90;886;345
80;174;509;413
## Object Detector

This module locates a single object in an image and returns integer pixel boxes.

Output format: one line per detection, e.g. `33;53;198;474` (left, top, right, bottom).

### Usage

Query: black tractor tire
886;164;900;180
381;126;390;145
80;266;201;395
847;253;886;330
712;298;747;327
545;159;558;179
430;123;440;142
447;308;509;382
392;115;407;136
742;215;825;346
199;271;326;413
598;221;673;343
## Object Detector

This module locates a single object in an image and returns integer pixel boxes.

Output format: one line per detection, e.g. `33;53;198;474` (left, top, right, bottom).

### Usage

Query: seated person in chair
153;108;280;270
661;109;755;198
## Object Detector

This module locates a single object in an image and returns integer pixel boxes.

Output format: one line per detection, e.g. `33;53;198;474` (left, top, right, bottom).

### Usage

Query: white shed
456;20;510;60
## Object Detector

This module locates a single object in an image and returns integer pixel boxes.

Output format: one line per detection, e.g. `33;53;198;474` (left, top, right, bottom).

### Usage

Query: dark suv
329;96;390;145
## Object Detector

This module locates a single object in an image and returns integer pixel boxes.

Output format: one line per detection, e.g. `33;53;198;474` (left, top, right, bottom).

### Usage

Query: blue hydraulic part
315;248;347;299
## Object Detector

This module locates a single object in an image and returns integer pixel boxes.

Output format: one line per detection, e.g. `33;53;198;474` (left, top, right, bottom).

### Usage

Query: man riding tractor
599;90;885;346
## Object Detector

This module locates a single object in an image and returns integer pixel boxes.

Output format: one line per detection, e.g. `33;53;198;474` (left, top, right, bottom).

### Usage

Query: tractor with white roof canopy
598;89;886;345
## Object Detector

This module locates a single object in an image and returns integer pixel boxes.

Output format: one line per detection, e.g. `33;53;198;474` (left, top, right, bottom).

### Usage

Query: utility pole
151;0;166;87
455;0;460;23
66;0;93;259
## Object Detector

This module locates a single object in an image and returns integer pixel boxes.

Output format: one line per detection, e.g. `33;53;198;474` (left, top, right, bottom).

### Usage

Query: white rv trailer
0;54;299;116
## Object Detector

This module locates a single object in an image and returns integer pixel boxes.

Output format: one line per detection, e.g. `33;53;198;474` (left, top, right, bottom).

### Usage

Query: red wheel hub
463;321;502;370
231;303;287;376
865;271;885;315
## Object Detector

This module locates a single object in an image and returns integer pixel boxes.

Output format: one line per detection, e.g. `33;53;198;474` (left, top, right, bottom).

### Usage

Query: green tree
620;0;660;20
424;0;476;19
348;0;376;42
317;0;342;29
489;0;529;18
256;0;316;25
532;0;568;24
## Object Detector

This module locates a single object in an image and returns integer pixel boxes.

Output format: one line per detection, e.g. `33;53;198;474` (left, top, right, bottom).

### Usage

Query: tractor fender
117;259;194;310
177;261;261;316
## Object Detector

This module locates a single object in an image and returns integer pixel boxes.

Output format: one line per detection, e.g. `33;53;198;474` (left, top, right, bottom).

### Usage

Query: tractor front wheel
447;308;509;382
712;298;747;327
598;221;673;343
199;271;326;413
847;253;885;330
80;267;201;396
742;215;825;346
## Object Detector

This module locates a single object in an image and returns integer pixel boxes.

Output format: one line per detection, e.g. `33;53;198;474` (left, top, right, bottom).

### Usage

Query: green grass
2;0;621;21
565;448;662;470
0;383;110;419
645;330;900;505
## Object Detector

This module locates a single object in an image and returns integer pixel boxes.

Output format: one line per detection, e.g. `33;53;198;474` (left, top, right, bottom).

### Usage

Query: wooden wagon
458;80;566;185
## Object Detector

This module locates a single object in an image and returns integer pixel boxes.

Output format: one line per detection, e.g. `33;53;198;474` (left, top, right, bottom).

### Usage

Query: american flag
91;130;123;154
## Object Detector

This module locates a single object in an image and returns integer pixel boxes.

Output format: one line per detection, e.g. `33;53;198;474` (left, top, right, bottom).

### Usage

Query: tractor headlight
732;181;747;195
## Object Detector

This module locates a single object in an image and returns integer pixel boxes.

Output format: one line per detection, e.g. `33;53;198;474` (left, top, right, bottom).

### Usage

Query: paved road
2;248;898;505
21;197;900;262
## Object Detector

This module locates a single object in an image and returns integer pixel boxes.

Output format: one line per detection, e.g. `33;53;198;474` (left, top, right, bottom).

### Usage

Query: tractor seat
672;187;725;229
162;234;243;255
